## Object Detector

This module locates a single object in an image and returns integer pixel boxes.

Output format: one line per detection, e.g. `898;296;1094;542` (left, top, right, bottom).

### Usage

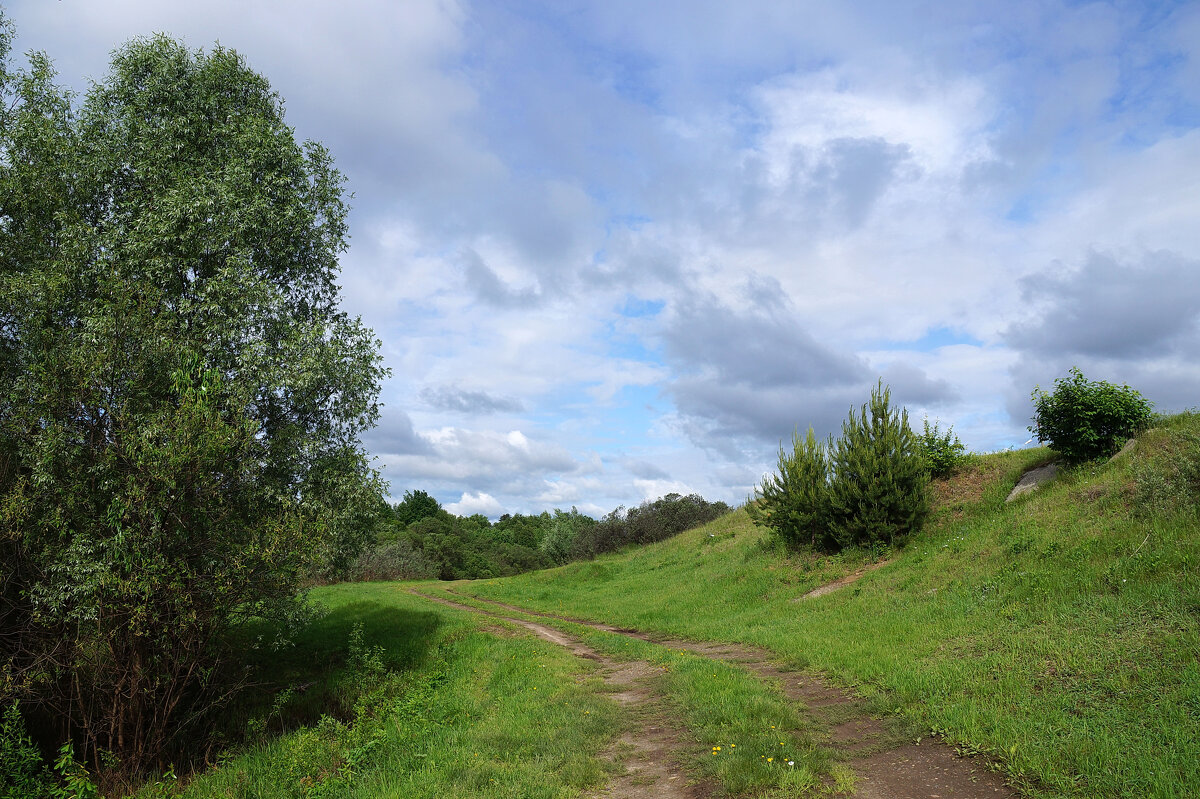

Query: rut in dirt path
409;589;712;799
449;589;1019;799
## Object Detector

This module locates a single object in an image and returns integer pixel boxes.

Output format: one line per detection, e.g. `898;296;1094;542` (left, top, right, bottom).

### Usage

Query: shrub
917;417;967;478
827;382;929;550
570;494;731;559
1030;368;1155;463
349;539;440;582
539;508;597;565
747;427;832;550
0;702;52;799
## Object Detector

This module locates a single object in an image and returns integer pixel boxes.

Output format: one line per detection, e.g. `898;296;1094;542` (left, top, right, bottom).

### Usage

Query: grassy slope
460;421;1200;799
169;583;622;799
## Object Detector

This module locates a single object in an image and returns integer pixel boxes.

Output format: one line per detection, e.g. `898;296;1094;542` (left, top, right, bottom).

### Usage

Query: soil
796;559;889;600
429;588;1023;799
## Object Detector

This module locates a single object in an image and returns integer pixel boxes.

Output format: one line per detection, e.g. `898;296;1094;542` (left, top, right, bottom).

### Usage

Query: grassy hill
458;414;1200;797
156;413;1198;798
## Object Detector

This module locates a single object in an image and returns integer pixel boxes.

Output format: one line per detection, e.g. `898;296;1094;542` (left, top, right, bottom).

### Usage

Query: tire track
408;589;712;799
446;589;1019;799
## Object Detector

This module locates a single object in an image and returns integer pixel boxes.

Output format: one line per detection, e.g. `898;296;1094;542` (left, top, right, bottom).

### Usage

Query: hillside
457;415;1200;797
151;415;1198;799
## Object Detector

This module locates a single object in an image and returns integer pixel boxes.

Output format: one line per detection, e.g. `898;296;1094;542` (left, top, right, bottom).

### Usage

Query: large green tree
0;24;385;773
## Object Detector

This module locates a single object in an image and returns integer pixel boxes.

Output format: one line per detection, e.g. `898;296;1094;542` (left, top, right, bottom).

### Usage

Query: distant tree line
348;490;733;582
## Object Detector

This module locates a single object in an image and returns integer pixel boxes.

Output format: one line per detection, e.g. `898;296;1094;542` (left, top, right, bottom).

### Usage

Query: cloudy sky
7;1;1200;517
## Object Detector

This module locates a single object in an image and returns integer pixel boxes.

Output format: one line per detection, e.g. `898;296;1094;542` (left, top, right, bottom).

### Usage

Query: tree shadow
219;601;443;744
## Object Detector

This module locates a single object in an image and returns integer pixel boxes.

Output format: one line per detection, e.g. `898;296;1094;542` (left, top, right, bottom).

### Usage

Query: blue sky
8;0;1200;517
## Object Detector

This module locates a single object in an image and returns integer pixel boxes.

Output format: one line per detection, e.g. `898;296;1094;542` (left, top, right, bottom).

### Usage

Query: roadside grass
415;584;847;797
460;420;1200;799
157;583;621;799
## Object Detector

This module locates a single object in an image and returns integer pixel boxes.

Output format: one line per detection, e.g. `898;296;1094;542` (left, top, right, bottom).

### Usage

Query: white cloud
8;0;1199;516
445;491;505;518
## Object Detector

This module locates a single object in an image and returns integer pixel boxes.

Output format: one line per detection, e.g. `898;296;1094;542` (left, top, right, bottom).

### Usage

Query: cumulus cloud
1008;250;1200;358
445;491;506;518
386;427;578;488
362;409;433;456
1005;250;1200;420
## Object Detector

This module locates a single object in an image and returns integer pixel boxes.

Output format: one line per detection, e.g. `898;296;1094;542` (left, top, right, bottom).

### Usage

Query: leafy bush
539;509;598;565
747;428;832;550
1;702;52;799
1;22;389;779
349;539;440;582
917;417;967;478
751;382;928;552
1030;368;1155;463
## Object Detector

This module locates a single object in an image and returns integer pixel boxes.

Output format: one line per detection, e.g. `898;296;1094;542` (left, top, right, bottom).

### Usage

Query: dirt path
410;589;712;798
444;589;1019;799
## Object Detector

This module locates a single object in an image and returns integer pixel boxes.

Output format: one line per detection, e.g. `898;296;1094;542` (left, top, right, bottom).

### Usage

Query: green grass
459;420;1200;799
153;415;1200;798
415;583;848;797
161;583;622;799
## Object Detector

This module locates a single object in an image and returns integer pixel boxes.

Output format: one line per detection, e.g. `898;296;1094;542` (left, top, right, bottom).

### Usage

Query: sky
6;0;1200;518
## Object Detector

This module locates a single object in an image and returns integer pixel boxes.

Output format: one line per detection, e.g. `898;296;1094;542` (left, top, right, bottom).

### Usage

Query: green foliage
751;383;928;552
570;494;732;559
1030;367;1155;463
747;427;832;550
0;26;384;776
349;538;440;582
827;382;929;549
539;508;598;565
1;702;53;799
916;417;967;478
51;744;99;799
392;490;441;527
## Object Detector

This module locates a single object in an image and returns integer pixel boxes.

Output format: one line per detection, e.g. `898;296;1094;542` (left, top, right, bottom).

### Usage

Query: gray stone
1005;463;1060;503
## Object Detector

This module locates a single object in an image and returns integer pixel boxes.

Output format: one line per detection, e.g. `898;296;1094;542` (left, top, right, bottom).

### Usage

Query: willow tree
0;25;385;773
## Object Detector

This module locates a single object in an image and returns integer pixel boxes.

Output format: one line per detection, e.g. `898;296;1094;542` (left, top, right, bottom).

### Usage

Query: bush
570;494;731;559
751;382;928;552
917;417;966;478
0;702;52;799
747;427;832;550
349;539;440;582
1030;368;1155;463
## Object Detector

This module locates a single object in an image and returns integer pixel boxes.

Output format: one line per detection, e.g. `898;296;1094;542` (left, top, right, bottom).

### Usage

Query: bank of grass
159;583;621;799
416;583;851;797
460;416;1200;798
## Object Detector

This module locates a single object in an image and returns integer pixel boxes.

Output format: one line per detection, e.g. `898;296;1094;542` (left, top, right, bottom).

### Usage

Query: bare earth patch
796;560;889;600
449;590;1020;799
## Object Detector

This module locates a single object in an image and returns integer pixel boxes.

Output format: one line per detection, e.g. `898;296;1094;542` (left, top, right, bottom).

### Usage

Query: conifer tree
748;427;833;550
827;382;929;549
